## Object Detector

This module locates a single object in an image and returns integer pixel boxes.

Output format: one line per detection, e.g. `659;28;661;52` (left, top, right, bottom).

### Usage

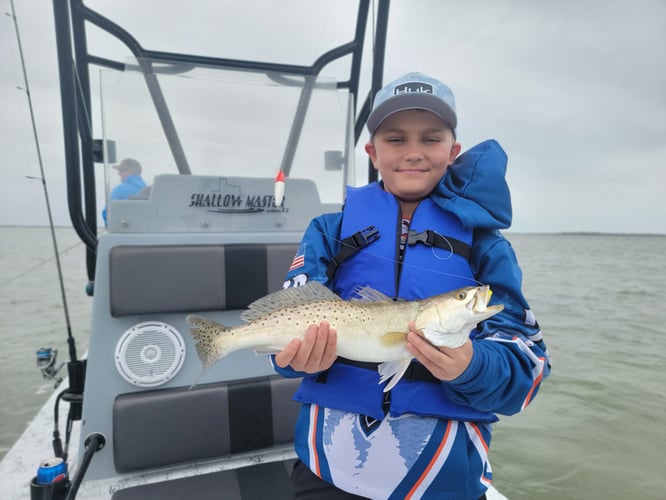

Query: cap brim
367;93;457;133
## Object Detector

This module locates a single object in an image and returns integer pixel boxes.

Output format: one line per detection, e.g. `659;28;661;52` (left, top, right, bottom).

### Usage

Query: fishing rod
7;0;77;363
8;0;85;464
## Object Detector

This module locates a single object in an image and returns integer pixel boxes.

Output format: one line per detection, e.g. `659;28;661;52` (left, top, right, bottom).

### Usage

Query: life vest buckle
407;230;473;261
351;225;380;247
407;230;433;246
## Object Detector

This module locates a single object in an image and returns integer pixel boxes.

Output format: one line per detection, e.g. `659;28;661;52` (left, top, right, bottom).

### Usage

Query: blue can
36;457;67;484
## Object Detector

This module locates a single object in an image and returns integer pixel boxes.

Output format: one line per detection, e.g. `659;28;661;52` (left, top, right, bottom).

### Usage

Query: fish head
414;285;504;347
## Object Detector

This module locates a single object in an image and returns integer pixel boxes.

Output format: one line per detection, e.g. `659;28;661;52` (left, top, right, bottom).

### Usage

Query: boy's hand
275;321;338;373
406;321;473;381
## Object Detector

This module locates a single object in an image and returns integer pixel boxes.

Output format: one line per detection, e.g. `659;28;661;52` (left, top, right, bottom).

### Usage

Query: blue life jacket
293;183;498;422
333;183;476;299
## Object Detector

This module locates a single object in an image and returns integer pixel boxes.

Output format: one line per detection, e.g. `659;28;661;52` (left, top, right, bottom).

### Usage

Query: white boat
1;1;507;498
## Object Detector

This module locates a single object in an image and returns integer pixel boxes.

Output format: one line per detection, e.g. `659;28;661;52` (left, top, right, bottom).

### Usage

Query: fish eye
455;291;466;300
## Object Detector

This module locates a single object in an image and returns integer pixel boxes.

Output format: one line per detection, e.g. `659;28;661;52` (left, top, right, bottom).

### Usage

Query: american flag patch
289;245;306;271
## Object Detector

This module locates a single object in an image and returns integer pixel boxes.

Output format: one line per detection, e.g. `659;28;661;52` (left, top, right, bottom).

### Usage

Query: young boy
273;72;550;499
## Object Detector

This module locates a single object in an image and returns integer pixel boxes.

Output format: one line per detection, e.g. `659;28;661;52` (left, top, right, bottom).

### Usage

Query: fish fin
253;347;281;355
186;315;231;371
380;331;408;347
378;358;412;392
241;281;340;322
349;286;393;303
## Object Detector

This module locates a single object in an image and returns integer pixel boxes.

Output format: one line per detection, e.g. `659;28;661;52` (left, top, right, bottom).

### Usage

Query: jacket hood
432;139;512;229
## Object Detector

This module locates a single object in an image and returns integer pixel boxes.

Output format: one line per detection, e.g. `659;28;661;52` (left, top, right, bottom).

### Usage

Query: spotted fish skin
186;281;503;391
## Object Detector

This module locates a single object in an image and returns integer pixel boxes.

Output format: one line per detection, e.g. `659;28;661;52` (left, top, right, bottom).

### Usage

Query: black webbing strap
325;226;380;280
407;230;472;261
329;357;439;383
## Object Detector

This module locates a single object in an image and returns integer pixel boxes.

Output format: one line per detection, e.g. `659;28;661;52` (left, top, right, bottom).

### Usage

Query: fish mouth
469;285;503;316
469;285;490;311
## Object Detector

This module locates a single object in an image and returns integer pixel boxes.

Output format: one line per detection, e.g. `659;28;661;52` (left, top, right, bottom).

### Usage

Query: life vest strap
407;230;472;261
326;357;439;384
326;226;380;279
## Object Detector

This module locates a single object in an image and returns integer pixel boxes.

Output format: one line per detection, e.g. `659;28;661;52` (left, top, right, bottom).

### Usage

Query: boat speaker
114;321;186;387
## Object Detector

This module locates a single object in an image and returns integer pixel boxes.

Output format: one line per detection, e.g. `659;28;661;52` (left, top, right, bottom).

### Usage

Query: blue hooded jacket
275;139;549;414
273;139;550;498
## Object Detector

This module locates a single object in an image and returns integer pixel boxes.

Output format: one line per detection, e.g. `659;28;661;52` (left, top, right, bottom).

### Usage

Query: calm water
0;227;664;499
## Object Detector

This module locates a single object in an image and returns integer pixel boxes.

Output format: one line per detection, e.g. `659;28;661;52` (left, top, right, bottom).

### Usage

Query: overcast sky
1;0;664;233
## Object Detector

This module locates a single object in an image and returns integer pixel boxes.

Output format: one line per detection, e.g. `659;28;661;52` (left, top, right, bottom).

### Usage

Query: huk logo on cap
393;81;434;95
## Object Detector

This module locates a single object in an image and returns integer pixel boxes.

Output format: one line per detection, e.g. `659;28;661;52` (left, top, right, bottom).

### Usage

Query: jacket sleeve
271;212;343;379
441;228;550;415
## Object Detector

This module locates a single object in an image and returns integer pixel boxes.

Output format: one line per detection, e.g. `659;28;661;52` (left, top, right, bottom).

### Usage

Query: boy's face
365;110;460;213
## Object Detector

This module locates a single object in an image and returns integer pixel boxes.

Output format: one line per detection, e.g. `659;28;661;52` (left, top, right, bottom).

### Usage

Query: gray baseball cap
367;72;457;134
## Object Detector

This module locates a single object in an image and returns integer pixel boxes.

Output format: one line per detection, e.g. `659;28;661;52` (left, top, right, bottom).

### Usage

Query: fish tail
188;370;205;391
186;314;232;375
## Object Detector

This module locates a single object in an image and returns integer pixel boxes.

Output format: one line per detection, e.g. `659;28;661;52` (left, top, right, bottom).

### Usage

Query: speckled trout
186;281;503;391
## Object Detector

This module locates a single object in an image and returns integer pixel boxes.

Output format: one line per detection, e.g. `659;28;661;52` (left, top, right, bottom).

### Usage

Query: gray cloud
1;0;664;233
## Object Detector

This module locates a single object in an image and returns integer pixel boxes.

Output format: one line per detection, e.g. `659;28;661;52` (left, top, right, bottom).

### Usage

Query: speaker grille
115;321;186;387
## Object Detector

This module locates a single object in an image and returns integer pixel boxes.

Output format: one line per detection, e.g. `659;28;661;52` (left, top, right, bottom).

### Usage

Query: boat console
42;1;390;497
